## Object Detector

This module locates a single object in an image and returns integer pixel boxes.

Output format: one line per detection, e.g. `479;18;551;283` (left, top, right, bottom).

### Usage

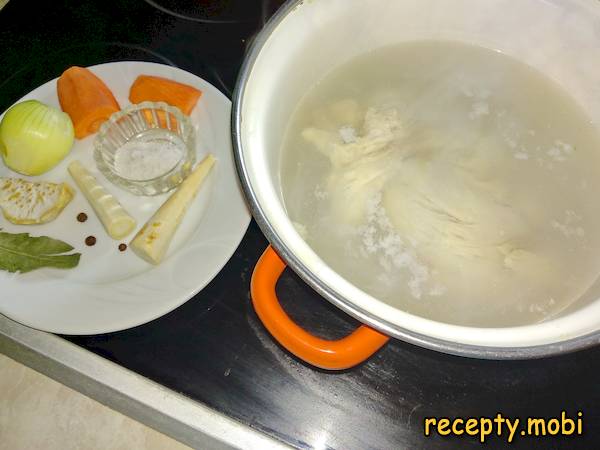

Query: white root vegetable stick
130;154;216;265
68;160;137;240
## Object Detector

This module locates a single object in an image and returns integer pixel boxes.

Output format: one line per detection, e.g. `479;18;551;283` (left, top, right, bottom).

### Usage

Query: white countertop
0;353;191;450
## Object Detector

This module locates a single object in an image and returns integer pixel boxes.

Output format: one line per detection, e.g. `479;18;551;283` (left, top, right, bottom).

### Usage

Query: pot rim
231;0;600;359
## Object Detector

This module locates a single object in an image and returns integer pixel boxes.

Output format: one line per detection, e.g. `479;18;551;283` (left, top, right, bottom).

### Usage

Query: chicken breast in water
381;135;557;295
282;41;600;326
302;103;556;298
302;107;408;225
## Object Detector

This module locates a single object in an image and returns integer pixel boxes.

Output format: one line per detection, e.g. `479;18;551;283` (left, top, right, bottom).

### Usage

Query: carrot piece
57;66;120;139
129;75;202;115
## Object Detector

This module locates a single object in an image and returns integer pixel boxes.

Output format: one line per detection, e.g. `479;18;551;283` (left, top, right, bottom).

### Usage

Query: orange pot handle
251;246;389;370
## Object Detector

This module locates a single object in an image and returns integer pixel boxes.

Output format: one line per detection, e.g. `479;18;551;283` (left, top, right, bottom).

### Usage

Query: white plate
0;61;251;334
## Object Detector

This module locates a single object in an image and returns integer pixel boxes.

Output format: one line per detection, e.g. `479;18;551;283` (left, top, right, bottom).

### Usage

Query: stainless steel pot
232;0;600;369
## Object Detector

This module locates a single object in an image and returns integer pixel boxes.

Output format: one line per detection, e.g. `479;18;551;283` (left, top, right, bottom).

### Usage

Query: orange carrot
129;75;202;115
57;66;120;139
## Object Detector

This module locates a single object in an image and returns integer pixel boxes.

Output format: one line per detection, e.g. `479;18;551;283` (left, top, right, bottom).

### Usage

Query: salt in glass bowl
94;101;196;196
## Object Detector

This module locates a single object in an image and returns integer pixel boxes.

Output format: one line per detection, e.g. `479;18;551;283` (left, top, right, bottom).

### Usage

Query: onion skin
0;100;75;176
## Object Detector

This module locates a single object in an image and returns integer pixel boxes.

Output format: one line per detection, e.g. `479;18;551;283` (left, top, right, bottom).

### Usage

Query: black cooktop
1;1;599;449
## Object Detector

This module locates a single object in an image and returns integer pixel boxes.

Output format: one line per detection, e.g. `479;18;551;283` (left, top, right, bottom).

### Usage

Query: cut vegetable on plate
0;178;74;225
0;231;80;273
0;100;74;175
57;66;120;139
68;160;136;239
129;75;202;115
130;154;216;264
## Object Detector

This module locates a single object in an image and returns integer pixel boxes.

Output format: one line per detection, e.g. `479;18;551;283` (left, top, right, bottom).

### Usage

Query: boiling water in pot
280;41;600;327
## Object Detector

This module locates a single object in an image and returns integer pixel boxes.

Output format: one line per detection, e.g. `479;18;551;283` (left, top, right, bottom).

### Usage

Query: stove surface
1;1;599;449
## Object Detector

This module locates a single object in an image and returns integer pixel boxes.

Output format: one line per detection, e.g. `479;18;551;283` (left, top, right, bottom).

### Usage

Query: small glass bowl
94;101;196;196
